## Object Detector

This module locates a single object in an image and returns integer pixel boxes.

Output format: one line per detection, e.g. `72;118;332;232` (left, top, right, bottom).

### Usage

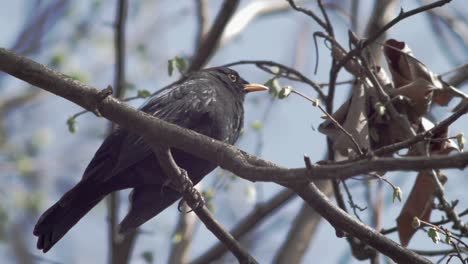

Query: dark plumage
33;67;268;253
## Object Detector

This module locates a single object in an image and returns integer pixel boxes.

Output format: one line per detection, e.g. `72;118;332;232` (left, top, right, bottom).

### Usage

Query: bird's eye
228;73;237;82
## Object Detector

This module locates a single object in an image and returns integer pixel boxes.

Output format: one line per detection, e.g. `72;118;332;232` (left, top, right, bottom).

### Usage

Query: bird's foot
91;85;113;117
177;169;205;213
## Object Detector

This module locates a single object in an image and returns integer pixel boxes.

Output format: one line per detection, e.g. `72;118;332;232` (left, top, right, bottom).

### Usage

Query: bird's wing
119;185;180;233
82;78;218;182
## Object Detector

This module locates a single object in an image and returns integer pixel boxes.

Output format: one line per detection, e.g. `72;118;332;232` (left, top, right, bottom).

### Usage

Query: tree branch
191;188;296;264
187;0;239;72
0;48;466;263
287;181;432;264
153;147;258;264
107;1;137;264
273;181;332;264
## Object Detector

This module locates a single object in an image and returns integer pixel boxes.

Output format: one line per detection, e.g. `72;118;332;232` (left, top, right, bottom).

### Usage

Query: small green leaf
141;251;154;264
31;128;51;150
374;102;386;116
456;133;465;151
244;185;257;204
67;117;77;134
251;120;263;131
168;56;187;76
175;56;187;73
16;155;33;176
137;89;151;98
427;227;440;244
69;72;88;82
202;188;215;201
445;232;451;245
172;232;183;244
168;59;175;76
412;217;421;229
50;53;65;67
278;86;293;99
264;78;280;98
393;187;402;203
24;192;43;213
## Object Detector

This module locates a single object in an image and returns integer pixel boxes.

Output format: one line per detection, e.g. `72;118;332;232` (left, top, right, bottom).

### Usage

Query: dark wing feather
118;185;180;233
81;77;219;183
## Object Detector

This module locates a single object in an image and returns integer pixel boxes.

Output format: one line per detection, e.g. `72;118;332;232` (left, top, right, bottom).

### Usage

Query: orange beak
243;84;269;93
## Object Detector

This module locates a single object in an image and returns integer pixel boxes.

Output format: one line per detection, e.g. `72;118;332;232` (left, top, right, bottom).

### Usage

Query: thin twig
285;0;328;30
342;180;366;221
290;89;364;156
223;60;326;101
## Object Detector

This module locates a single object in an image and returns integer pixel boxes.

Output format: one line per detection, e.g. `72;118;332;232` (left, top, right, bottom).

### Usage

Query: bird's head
202;67;268;98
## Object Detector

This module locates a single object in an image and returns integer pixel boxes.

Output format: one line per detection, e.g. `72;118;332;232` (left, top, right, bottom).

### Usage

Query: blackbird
33;67;268;252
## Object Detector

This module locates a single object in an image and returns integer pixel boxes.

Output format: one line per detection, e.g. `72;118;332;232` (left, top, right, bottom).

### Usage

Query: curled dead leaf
319;81;369;159
384;39;456;108
388;79;436;120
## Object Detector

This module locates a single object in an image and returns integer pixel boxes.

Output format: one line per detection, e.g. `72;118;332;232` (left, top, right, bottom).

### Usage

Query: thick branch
1;48;467;184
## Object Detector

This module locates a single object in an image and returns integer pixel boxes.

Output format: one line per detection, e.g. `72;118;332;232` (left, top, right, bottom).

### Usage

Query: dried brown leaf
388;79;436;119
319;82;369;158
384;39;455;107
397;172;447;247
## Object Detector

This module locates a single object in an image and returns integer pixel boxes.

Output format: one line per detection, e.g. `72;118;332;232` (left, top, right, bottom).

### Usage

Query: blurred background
0;0;467;263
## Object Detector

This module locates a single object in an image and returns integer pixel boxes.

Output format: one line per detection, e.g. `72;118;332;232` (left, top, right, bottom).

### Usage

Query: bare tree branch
191;188;296;264
169;202;198;264
187;0;239;72
153;147;258;264
273;181;332;264
288;181;432;264
194;0;209;51
107;2;137;264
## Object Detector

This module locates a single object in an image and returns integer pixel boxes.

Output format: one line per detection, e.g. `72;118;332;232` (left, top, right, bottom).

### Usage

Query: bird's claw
92;85;113;117
177;169;205;213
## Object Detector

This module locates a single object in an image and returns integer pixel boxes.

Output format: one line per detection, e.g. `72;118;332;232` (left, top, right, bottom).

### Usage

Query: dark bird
33;67;268;252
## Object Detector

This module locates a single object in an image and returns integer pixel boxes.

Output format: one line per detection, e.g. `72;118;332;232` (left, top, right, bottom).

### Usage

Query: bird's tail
33;181;105;252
